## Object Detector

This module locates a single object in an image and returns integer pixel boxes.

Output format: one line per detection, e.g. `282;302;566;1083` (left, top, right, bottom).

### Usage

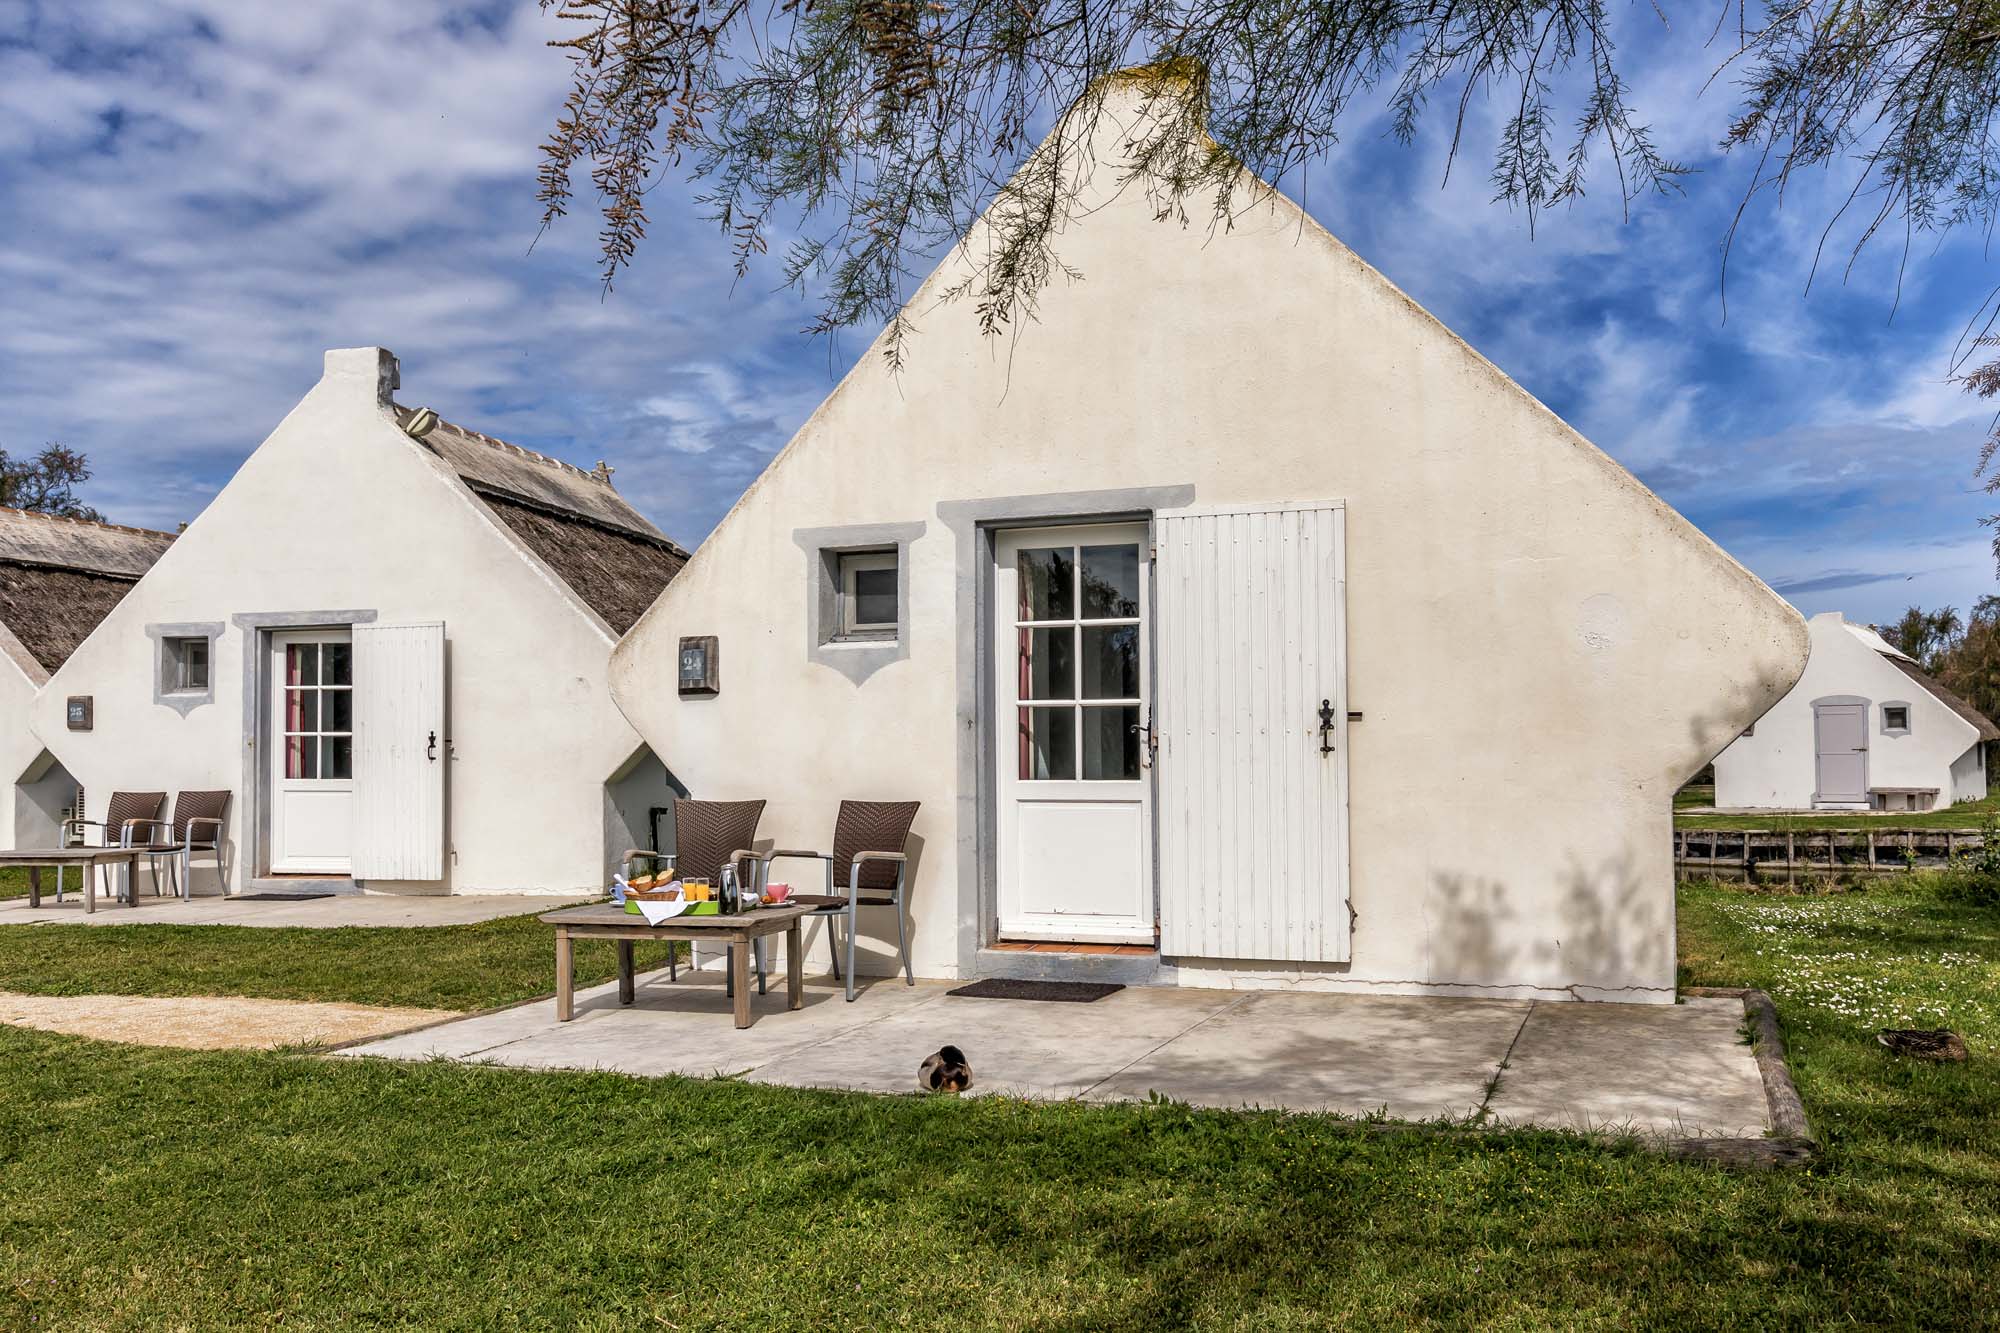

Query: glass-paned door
268;630;354;873
994;523;1154;943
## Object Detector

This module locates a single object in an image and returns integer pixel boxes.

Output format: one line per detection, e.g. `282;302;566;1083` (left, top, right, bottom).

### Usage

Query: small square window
838;550;898;637
161;636;210;694
1883;704;1910;733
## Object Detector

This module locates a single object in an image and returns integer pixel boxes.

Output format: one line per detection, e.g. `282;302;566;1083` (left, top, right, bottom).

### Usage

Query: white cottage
1713;611;1999;811
607;75;1808;1004
0;509;174;849
29;349;688;894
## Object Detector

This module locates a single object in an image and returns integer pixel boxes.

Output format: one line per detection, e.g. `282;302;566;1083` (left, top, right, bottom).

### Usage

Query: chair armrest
852;850;908;864
121;817;172;847
623;850;675;876
184;817;225;844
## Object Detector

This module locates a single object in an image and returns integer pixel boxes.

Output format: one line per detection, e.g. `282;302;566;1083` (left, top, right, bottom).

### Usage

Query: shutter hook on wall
426;731;438;762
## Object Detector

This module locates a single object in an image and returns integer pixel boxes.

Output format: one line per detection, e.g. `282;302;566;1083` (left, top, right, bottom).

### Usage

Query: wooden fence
1673;827;1985;874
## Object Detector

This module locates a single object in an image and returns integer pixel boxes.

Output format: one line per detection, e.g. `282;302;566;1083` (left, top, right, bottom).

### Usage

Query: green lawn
0;912;678;1011
1676;790;2000;832
0;885;1997;1327
0;865;32;898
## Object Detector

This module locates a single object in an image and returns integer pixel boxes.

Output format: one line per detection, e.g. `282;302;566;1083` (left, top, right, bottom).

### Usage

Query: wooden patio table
540;902;812;1029
0;847;146;914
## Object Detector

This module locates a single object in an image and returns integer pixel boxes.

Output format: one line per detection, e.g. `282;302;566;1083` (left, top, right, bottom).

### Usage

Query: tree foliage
0;444;102;521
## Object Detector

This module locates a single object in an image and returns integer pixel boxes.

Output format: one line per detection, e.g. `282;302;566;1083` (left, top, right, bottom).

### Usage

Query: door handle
426;730;438;762
1317;699;1337;754
1131;715;1157;769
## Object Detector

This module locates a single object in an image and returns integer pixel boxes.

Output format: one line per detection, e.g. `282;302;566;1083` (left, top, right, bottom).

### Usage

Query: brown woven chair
61;791;166;904
754;800;920;1002
137;791;232;900
622;798;767;991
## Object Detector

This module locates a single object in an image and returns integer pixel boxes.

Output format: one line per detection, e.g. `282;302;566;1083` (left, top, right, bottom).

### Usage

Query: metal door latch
1317;699;1337;754
426;730;438;761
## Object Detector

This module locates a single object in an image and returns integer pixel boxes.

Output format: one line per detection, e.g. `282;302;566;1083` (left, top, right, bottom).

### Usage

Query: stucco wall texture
28;350;670;895
609;86;1808;1003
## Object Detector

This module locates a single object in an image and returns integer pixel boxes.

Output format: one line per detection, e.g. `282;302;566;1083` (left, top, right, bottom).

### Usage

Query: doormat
946;979;1126;1003
235;893;338;901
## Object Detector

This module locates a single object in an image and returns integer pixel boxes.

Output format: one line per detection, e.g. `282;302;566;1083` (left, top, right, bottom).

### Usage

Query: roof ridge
0;505;176;540
397;405;613;487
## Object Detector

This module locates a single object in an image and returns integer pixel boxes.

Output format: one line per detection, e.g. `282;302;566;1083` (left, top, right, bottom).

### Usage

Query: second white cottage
31;348;688;895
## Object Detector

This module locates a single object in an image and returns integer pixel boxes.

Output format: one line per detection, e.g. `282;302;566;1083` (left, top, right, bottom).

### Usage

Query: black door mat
235;892;338;901
946;979;1126;1002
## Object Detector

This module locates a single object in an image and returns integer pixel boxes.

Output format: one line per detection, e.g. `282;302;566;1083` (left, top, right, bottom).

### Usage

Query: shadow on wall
1684;667;1800;780
1428;847;1665;998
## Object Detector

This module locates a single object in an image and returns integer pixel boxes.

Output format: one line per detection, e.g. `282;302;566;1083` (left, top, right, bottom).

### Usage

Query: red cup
765;883;793;904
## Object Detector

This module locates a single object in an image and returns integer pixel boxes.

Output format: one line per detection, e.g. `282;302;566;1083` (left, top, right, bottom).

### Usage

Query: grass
0;912;679;1011
0;866;32;898
1674;789;2000;831
0;884;1997;1326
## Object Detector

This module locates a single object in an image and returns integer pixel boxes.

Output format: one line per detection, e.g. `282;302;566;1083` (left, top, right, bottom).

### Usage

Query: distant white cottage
606;72;1808;1004
0;509;174;849
1714;611;1999;812
29;349;689;895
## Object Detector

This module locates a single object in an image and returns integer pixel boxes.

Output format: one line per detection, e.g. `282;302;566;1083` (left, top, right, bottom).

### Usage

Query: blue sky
3;0;1995;627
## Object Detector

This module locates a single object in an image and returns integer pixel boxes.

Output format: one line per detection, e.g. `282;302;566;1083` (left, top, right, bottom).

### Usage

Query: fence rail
1673;827;1984;873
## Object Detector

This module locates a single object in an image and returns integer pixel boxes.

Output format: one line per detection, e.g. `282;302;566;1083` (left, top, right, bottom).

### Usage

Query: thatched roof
1881;654;2000;743
0;509;175;674
393;407;688;634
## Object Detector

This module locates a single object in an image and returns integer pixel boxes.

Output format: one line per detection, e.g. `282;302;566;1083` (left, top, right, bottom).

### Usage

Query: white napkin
636;899;691;926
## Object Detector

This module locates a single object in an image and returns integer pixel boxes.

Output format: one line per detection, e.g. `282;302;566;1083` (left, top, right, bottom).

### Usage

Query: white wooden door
352;621;447;882
1814;703;1867;804
268;630;354;874
1154;503;1351;963
994;524;1153;943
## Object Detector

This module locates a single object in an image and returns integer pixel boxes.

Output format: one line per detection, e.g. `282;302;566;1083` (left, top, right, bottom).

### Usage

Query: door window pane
285;735;316;780
324;689;353;733
1082;706;1141;780
1016;627;1074;700
1080;544;1140;619
323;736;353;780
1017;547;1074;621
287;644;318;687
1081;625;1139;699
323;643;351;686
1018;707;1076;781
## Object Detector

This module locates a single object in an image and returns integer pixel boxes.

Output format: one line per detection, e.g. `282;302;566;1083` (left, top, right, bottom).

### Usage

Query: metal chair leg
896;899;913;985
844;908;858;1002
826;916;842;979
755;938;768;996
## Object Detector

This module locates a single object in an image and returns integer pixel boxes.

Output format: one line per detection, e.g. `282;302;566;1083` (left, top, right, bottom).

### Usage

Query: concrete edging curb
1669;987;1816;1169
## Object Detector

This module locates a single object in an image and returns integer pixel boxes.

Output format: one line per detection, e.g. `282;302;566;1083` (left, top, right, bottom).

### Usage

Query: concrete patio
341;970;1775;1139
0;892;573;928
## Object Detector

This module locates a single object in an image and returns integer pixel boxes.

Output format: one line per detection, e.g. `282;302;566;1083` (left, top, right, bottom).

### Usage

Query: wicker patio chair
621;797;767;991
136;791;232;900
60;790;166;904
753;800;920;1002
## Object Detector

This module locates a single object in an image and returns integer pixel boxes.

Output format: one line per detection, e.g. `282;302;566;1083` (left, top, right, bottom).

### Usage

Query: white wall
608;83;1805;1003
1714;612;1980;809
0;644;60;851
29;349;651;895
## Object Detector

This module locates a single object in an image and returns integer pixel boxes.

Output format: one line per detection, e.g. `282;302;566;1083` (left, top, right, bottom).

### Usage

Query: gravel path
0;991;457;1050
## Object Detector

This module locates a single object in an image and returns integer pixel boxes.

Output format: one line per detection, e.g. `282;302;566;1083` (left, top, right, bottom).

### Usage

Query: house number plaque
66;696;93;731
678;636;719;697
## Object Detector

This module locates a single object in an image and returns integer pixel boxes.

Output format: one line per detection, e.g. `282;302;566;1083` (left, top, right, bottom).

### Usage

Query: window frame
1881;701;1912;736
147;622;223;716
160;635;211;696
836;549;900;640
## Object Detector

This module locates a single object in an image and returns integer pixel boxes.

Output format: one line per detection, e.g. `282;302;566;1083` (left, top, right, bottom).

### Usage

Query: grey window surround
146;622;224;717
792;522;925;685
233;610;378;890
1880;701;1912;736
936;484;1196;982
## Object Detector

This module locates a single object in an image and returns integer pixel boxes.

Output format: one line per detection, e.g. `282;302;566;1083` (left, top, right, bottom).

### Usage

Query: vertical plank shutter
1154;504;1350;962
352;621;446;881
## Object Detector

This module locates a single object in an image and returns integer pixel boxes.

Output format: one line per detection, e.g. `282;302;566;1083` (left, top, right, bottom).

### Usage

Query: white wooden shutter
1154;504;1350;962
352;621;446;881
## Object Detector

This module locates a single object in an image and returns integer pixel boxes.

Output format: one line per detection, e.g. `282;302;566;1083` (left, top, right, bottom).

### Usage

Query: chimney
322;347;400;408
592;460;615;483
